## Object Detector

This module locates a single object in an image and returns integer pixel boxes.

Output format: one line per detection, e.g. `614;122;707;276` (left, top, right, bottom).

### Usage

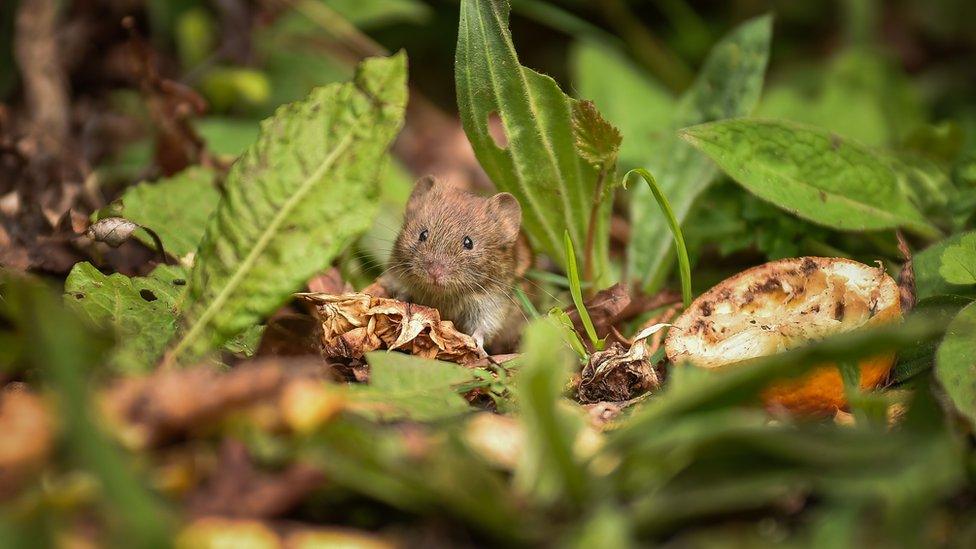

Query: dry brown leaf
577;324;670;404
100;358;333;448
297;292;483;365
566;283;631;342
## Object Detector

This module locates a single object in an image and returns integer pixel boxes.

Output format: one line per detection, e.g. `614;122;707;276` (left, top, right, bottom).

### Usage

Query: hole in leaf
74;293;85;300
173;279;186;286
487;111;508;149
140;289;158;302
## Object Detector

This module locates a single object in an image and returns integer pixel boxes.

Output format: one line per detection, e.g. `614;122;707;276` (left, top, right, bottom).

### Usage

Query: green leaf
935;302;976;426
939;233;976;285
514;318;588;507
353;352;478;421
113;167;220;259
679;119;941;238
915;231;976;300
570;40;673;168
628;15;771;288
166;53;407;364
571;99;621;170
564;231;601;349
64;262;187;372
456;0;607;273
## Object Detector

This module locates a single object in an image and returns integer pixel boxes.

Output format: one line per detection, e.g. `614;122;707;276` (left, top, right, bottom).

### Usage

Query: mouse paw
472;330;488;358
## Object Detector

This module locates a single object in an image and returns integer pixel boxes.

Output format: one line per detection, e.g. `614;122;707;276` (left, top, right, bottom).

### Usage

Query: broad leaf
352;352;478;421
167;53;407;364
570;40;673;168
935;302;976;426
64;262;186;372
628;15;771;288
939;233;976;285
915;231;976;300
114;167;220;260
456;0;610;274
680;119;940;238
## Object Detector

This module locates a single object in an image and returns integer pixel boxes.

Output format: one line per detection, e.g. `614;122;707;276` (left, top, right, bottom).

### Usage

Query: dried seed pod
86;217;139;248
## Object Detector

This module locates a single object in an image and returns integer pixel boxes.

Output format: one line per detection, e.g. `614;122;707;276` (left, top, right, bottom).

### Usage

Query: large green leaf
352;352;478;421
166;53;407;364
628;15;771;288
935;302;976;426
939;233;976;285
456;0;608;273
114;167;220;260
680;119;941;238
64;262;186;372
570;40;673;168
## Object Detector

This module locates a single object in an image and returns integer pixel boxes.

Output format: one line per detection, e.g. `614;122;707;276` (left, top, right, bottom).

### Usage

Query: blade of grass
564;230;602;350
625;168;692;307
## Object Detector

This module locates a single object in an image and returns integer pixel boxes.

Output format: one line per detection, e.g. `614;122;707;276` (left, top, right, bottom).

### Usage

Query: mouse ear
489;192;522;241
407;175;437;214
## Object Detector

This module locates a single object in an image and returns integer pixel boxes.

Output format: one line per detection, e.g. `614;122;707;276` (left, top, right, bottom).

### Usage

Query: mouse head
392;176;522;294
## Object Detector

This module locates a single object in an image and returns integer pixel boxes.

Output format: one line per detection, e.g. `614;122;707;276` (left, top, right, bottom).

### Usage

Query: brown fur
387;176;523;351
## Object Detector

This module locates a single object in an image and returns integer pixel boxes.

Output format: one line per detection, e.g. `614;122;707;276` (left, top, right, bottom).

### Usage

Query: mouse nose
427;261;447;286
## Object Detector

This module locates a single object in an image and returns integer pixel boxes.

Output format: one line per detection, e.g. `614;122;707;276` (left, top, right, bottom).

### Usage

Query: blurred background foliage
6;0;973;284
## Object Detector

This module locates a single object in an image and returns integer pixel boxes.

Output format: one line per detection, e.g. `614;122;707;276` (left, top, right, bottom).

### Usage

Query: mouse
384;175;524;354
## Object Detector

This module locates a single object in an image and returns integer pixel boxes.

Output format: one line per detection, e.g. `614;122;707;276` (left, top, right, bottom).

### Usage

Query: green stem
625;168;692;308
564;230;602;349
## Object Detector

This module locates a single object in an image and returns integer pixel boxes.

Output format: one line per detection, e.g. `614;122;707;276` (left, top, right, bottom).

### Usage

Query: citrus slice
665;257;901;414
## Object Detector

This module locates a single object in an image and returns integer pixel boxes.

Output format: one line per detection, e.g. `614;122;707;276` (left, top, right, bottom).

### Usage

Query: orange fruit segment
665;257;902;415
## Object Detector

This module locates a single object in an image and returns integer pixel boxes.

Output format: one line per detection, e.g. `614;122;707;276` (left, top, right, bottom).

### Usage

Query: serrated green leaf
113;166;220;259
167;53;407;364
64;262;186;372
628;14;771;288
935;302;976;426
353;352;478;421
456;0;608;275
571;99;621;170
939;233;976;285
571;40;673;169
680;119;941;238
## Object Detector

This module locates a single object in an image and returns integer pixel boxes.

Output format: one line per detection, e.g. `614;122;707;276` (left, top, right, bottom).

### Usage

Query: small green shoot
548;308;589;360
563;230;604;350
624;168;693;307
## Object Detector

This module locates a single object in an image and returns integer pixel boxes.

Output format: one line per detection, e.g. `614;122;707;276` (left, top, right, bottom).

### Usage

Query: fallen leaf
577;324;670;403
566;283;631;342
298;292;482;365
100;357;334;448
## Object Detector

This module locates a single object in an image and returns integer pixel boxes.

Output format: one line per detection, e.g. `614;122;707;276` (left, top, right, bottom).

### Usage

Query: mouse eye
462;236;474;250
418;229;429;242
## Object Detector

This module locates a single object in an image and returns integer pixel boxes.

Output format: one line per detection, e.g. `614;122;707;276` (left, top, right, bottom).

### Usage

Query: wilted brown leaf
566;283;631;342
577;324;670;404
101;357;334;448
298;292;483;365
